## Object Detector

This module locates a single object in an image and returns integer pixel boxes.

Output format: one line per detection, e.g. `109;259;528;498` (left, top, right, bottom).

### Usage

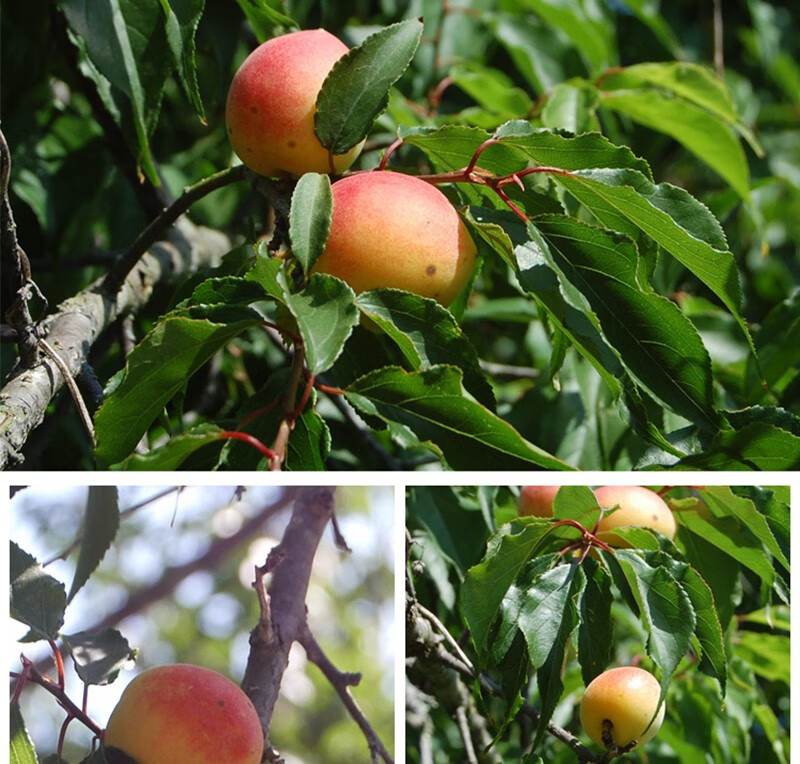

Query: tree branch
298;622;393;763
241;486;335;756
0;219;229;469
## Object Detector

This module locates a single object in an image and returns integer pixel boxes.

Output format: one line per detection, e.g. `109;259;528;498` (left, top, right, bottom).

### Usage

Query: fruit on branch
593;485;676;546
104;664;263;764
518;486;560;517
312;172;477;305
580;666;665;750
226;29;363;177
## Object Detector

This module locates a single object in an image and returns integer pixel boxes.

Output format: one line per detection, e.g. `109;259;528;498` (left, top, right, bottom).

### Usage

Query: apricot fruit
580;666;665;750
518;486;560;517
594;485;676;546
312;172;477;305
226;29;363;176
104;664;263;764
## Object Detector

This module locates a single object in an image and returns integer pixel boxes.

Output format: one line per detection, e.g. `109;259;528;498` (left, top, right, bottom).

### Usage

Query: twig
713;0;724;78
37;338;96;447
1;128;41;368
102;165;249;295
299;622;394;763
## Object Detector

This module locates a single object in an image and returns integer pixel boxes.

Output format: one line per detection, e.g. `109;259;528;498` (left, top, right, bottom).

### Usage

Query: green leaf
554;168;758;367
67;487;120;603
94;305;262;467
577;559;614;685
233;0;296;38
676;421;800;470
245;246;286;303
531;216;721;431
159;0;206;123
355;288;495;409
63;628;137;685
178;276;270;309
10;703;37;764
606;61;762;154
552;485;601;525
281;272;358;375
449;62;533;120
345;365;573;471
61;0;169;183
289;172;333;274
10;542;66;640
515;0;615;74
651;553;727;693
602;89;750;198
676;507;776;589
736;632;789;683
531;564;584;749
112;423;224;470
315;19;423;155
614;551;695;698
704;487;789;572
461;523;554;651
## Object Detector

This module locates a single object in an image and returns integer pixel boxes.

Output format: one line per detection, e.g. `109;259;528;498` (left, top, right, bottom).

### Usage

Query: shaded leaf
10;542;66;640
63;628;137;685
290;172;332;274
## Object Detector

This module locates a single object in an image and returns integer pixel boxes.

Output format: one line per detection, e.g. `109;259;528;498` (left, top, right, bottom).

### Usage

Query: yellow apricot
518;486;560;517
226;29;363;176
312;172;477;306
594;485;676;546
104;664;263;764
580;666;665;749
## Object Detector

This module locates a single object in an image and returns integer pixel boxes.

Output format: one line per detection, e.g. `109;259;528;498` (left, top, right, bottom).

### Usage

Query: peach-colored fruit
104;664;263;764
312;172;477;305
226;29;363;176
580;666;665;749
594;486;676;546
518;486;560;517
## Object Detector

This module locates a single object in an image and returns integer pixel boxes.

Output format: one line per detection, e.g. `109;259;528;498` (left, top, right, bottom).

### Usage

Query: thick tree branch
241;486;335;758
0;219;229;469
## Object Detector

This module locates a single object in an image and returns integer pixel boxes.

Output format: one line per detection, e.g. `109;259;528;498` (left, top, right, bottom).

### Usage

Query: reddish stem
290;374;315;421
379;138;405;171
315;381;346;396
428;75;455;113
465;138;499;176
262;321;302;346
49;638;65;690
237;397;284;429
218;431;280;463
57;715;73;756
10;660;31;706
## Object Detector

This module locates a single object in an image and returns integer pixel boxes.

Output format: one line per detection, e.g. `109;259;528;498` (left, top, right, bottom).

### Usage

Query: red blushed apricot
104;664;263;764
226;29;363;177
518;486;560;517
312;172;477;306
594;485;676;546
580;666;665;749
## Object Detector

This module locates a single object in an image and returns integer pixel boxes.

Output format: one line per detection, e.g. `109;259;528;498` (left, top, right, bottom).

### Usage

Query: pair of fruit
518;484;677;543
226;29;477;308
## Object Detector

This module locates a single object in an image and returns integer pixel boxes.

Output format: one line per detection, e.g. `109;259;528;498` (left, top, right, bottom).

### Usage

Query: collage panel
406;483;790;763
9;484;395;763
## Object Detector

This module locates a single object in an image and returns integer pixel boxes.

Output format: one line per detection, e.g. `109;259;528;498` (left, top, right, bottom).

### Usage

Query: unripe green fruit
518;486;560;517
594;485;676;547
312;172;477;305
104;664;263;764
580;666;665;750
225;29;363;177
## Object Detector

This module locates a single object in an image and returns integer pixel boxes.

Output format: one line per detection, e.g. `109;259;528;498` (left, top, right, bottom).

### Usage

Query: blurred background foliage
2;0;797;469
10;484;395;763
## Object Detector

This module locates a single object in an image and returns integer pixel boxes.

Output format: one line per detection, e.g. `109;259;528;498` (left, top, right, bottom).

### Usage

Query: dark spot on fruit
218;699;226;708
426;265;436;276
246;147;253;153
288;140;297;148
250;106;258;114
